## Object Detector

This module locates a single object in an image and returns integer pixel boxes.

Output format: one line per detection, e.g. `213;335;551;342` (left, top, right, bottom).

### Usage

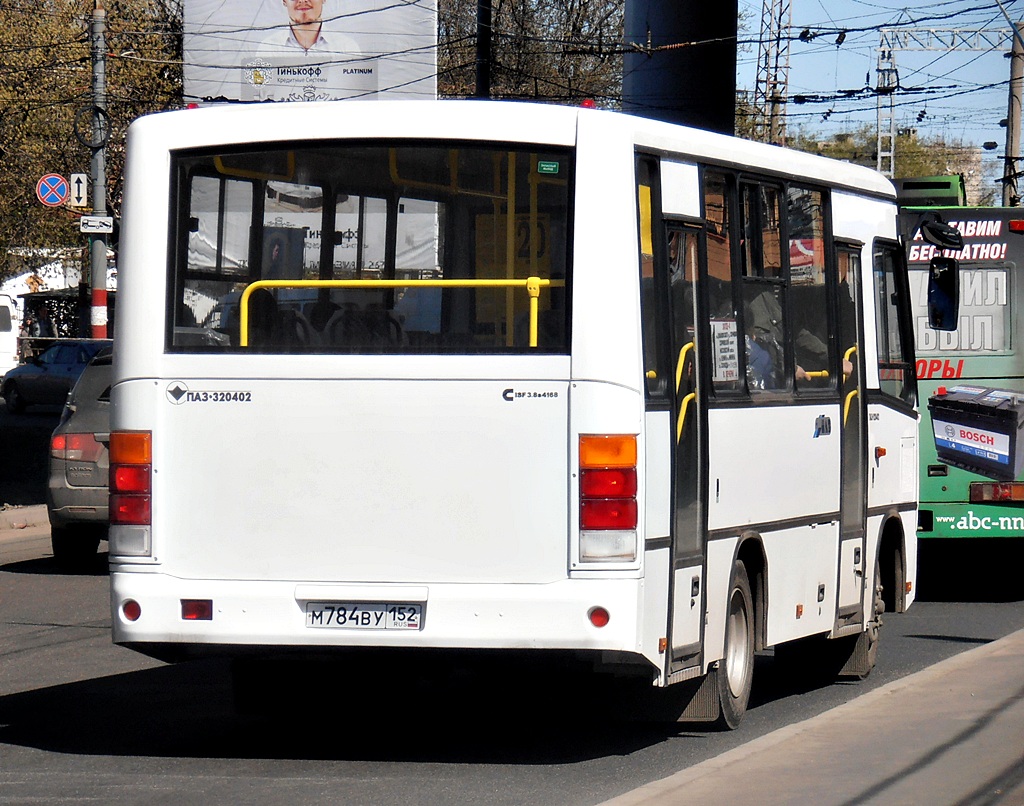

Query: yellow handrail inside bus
677;392;696;444
675;341;694;393
844;389;858;425
802;369;830;380
843;345;858;382
238;277;564;348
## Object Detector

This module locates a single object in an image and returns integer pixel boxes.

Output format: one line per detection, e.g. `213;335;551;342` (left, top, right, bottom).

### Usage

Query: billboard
184;0;436;104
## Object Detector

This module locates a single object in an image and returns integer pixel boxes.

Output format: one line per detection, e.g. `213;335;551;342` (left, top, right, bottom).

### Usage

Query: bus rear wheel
842;557;884;680
714;560;755;730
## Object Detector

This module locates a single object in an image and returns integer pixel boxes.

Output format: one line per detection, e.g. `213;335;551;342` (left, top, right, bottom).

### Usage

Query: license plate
305;601;423;630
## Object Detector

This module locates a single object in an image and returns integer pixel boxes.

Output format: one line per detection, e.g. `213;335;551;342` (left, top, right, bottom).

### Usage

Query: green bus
900;205;1024;545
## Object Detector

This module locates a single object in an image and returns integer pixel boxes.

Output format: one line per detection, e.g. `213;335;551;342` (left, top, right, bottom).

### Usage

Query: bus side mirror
918;219;964;250
927;256;959;331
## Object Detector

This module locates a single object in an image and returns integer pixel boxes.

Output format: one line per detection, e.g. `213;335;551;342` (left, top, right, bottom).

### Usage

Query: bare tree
0;0;181;281
439;0;624;106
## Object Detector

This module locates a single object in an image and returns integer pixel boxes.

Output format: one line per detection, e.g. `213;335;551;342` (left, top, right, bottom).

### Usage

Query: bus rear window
168;144;572;354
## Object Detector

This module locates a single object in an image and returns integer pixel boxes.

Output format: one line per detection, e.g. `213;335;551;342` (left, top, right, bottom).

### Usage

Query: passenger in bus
248;289;280;349
744;287;783;389
790;283;830;385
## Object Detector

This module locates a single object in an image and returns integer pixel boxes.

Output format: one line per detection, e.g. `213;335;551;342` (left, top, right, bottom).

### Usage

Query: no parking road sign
36;173;69;207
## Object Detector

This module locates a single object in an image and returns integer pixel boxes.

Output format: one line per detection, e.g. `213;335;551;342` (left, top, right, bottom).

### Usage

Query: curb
599;628;1024;805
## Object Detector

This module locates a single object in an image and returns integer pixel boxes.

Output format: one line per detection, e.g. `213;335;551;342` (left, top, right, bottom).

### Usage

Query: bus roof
131;100;896;200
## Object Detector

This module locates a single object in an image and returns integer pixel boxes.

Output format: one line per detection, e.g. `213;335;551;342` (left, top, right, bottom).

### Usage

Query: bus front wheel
714;560;755;730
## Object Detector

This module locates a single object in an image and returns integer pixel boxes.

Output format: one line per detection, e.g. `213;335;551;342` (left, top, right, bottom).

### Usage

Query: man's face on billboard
283;0;324;25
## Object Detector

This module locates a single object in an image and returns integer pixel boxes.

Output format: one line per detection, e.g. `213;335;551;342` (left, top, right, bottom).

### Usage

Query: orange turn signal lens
579;435;637;468
110;431;152;464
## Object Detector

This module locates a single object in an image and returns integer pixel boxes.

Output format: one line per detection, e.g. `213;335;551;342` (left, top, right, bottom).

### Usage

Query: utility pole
875;33;897;178
90;0;108;338
1004;23;1023;206
752;0;792;145
475;0;491;99
876;27;1009;178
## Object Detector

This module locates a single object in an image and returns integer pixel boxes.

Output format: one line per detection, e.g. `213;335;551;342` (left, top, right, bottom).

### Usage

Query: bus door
836;243;868;625
638;158;706;676
665;223;705;672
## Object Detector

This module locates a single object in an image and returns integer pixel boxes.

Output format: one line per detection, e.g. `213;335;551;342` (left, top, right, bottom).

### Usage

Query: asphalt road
1;517;1022;806
2;403;1023;804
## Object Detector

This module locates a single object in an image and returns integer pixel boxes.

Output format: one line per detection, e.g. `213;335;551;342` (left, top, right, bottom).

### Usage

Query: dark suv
2;339;112;413
46;348;112;567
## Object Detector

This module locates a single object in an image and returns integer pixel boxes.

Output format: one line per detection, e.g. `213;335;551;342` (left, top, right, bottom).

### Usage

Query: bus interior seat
308;298;341;334
278;308;316;349
324;307;404;349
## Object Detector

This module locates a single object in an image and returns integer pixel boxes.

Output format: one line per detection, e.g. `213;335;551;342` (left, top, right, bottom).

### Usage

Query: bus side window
739;182;788;393
703;171;743;394
787;187;831;390
874;241;917;405
639;164;668;400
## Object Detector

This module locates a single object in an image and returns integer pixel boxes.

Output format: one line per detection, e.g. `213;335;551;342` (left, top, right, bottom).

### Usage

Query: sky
735;0;1021;184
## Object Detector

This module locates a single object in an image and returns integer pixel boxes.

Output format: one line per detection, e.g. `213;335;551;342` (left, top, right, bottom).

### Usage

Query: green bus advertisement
901;205;1024;542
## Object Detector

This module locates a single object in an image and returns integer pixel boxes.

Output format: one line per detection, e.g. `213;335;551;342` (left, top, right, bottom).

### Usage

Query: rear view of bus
111;102;607;674
112;100;917;726
904;205;1024;547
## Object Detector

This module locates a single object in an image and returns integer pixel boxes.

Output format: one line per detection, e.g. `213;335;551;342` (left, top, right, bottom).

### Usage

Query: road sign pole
89;0;108;339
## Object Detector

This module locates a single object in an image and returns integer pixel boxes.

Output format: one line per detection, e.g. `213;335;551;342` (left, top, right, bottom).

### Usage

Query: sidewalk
0;504;47;535
601;629;1024;806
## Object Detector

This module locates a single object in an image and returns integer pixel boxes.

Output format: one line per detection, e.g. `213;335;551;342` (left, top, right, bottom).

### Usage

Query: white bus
110;100;920;727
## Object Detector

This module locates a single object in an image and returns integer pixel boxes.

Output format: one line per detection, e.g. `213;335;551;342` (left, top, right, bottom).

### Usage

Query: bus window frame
164;141;576;356
873;237;919;410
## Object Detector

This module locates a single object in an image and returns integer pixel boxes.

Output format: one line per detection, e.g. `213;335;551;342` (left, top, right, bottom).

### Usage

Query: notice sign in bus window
712;319;740;383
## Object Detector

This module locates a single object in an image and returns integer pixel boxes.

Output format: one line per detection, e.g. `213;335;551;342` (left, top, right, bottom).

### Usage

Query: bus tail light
579;435;638;563
181;599;213;621
969;481;1024;502
121;600;142;622
109;431;153;556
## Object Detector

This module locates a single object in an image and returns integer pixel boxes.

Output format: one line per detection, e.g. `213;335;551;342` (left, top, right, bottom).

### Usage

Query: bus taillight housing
109;431;153;556
578;435;638;562
969;481;1024;503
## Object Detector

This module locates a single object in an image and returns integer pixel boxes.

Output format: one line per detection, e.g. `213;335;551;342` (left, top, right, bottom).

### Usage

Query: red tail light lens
581;498;639;530
110;431;152;526
181;599;213;621
112;465;150;494
581;467;637;498
110;494;151;525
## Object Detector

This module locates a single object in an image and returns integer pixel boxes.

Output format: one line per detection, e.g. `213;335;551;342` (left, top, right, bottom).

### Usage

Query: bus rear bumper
110;569;650;661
